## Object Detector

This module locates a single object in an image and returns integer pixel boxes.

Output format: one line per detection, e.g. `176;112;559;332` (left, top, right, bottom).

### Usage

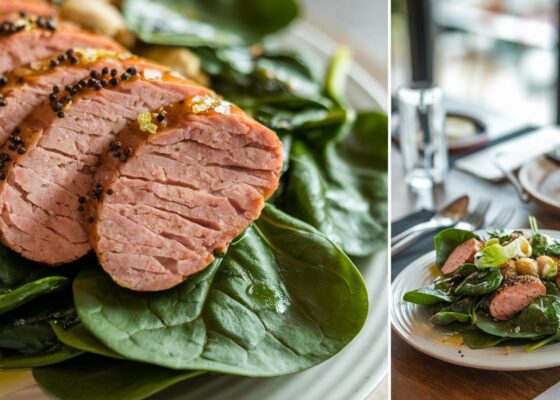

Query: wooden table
391;124;560;399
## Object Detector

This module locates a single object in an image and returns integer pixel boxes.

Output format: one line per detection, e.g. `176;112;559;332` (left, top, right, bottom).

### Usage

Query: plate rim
519;156;560;212
391;229;560;371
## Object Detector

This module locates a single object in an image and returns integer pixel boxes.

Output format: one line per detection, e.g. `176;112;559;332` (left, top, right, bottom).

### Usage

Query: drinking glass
398;84;447;189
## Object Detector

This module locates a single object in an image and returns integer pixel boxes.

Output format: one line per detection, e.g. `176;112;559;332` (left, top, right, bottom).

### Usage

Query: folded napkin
391;210;440;281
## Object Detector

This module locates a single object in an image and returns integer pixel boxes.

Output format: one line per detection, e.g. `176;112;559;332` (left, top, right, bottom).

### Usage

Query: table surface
391;107;560;399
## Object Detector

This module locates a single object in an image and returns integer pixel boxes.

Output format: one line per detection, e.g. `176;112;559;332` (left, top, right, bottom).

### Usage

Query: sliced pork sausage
87;99;283;291
489;275;546;321
0;0;56;18
0;49;132;145
0;63;211;265
0;18;121;76
441;238;483;276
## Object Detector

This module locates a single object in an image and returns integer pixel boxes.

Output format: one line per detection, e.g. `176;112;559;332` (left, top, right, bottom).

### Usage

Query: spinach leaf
526;331;560;352
280;115;387;256
0;276;69;316
34;354;202;400
462;330;507;349
73;205;368;376
403;278;457;305
1;346;81;369
455;269;502;296
434;229;479;268
123;0;299;47
545;281;560;297
50;322;122;359
0;297;82;368
430;298;473;326
476;296;560;338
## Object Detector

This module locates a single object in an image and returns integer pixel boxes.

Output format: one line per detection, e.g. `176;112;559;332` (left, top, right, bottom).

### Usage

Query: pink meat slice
441;238;483;276
87;99;283;291
0;22;122;76
0;49;132;145
0;0;56;17
0;64;209;265
489;275;546;321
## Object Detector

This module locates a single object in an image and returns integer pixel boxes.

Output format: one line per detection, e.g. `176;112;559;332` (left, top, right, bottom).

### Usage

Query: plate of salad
0;0;388;399
392;217;560;371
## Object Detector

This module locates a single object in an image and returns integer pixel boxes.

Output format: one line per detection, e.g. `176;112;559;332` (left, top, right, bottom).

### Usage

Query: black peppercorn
56;111;65;118
0;98;6;107
109;78;118;86
1;153;10;162
0;77;7;87
49;59;58;67
16;147;25;155
78;205;84;211
120;72;130;81
110;69;118;77
87;217;94;223
126;67;137;75
107;189;114;195
90;70;100;79
52;85;59;94
78;196;86;204
156;113;165;122
101;67;109;75
69;56;79;64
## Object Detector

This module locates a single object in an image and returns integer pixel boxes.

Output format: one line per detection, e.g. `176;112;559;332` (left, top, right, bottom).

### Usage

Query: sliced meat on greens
0;64;209;265
87;99;283;291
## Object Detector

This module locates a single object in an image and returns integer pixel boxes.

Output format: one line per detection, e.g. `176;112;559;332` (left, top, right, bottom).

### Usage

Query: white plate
519;156;560;213
0;21;388;400
391;230;560;371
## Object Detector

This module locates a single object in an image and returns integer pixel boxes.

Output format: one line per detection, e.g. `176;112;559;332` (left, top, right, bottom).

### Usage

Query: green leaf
1;345;81;369
34;355;202;400
281;112;387;257
123;0;299;47
429;298;473;326
475;244;508;269
325;46;352;105
462;330;507;349
434;229;479;268
0;276;69;316
50;322;123;359
476;296;560;339
0;300;82;368
403;278;457;305
455;269;503;296
73;205;368;376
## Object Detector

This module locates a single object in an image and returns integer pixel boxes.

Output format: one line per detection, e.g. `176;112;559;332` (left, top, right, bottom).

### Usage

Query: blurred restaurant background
392;0;557;125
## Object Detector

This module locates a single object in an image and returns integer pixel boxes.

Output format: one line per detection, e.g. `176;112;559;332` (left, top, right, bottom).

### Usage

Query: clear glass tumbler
398;84;447;189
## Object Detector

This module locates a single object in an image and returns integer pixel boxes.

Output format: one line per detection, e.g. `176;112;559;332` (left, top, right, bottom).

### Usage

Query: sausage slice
489;275;546;321
87;100;283;291
0;20;121;75
0;0;56;18
441;238;483;276
0;64;210;265
0;49;132;146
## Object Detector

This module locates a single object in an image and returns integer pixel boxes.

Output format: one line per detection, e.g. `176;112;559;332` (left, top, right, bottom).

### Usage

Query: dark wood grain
392;331;560;400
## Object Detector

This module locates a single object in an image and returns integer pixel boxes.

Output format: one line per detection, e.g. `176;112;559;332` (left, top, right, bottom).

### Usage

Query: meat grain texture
87;99;283;291
0;49;131;144
441;238;483;276
0;64;210;265
489;275;546;321
0;22;122;75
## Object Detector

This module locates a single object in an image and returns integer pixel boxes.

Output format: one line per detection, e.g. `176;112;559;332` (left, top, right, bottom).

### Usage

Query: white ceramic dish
0;21;388;400
392;229;560;371
519;156;560;213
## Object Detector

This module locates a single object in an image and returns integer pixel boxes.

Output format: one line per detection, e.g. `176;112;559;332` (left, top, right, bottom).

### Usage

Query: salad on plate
404;217;560;351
